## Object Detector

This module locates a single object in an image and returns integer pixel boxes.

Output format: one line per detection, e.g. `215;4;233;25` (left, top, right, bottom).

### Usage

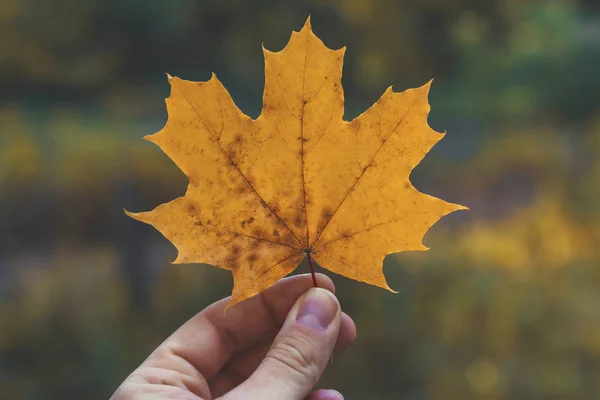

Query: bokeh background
1;0;600;399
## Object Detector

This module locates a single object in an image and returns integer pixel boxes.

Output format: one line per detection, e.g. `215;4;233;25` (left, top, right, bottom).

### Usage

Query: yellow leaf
126;18;467;307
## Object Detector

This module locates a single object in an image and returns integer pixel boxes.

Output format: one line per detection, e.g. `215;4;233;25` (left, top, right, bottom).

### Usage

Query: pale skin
111;273;357;400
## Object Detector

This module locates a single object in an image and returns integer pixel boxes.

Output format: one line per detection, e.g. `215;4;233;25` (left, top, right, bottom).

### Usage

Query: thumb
224;287;341;400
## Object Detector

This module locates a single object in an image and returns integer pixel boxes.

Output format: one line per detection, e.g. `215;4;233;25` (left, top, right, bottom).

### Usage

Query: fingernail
327;389;344;400
296;288;338;331
319;389;344;400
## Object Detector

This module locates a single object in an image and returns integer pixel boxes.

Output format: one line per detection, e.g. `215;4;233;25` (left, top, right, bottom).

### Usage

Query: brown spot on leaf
273;229;280;237
229;258;240;271
241;217;255;229
321;207;333;219
252;228;263;238
293;212;303;229
235;184;248;195
188;176;199;186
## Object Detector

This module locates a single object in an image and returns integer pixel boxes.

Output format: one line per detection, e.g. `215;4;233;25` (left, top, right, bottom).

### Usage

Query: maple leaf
126;18;467;307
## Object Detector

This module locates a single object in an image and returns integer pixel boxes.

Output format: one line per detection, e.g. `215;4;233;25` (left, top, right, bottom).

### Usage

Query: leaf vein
311;98;418;248
300;38;310;248
254;253;301;281
180;87;303;248
315;210;433;250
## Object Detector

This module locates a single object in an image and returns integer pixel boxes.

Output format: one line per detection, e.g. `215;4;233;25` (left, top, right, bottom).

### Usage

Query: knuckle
266;330;320;385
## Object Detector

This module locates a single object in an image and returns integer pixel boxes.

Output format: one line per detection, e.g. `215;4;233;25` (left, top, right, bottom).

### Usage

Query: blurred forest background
1;0;600;399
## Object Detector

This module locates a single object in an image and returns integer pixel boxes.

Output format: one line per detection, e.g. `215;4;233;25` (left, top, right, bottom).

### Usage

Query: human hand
111;273;356;400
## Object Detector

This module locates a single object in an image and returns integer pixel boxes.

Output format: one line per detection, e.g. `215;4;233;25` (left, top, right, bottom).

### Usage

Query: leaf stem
307;253;318;287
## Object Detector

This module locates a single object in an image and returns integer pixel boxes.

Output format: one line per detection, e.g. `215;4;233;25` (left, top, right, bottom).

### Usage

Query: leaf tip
226;293;245;312
420;79;434;95
166;72;173;80
303;15;312;31
143;133;158;143
223;300;235;313
385;283;400;294
456;204;470;212
124;209;147;223
374;268;399;293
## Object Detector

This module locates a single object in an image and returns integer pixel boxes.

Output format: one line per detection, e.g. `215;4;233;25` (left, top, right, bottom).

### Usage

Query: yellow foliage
0;106;37;183
454;193;595;270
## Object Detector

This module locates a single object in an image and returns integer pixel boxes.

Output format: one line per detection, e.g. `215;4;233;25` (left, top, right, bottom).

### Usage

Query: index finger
142;273;336;380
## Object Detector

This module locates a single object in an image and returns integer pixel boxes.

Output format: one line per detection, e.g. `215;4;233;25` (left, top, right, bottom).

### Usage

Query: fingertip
334;312;357;351
313;273;336;294
294;288;341;332
235;287;342;399
258;273;337;327
307;389;344;400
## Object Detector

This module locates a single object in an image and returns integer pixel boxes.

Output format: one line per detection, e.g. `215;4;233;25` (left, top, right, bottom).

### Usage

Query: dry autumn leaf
126;18;467;308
